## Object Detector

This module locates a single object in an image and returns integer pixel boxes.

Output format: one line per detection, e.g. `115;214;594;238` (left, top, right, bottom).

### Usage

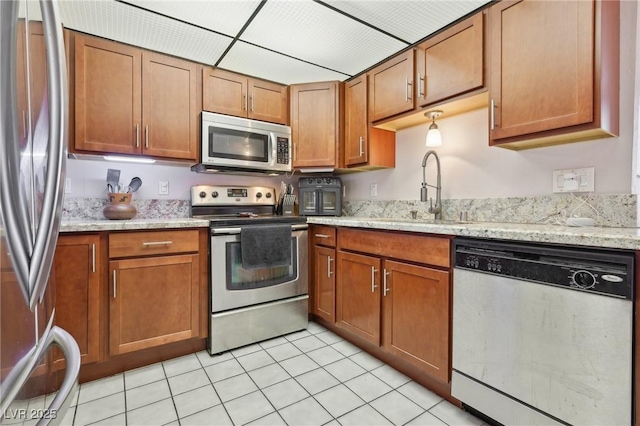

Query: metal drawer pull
358;136;364;157
142;240;173;246
327;256;333;277
91;244;96;273
135;123;140;147
371;267;378;292
113;270;116;298
145;124;149;148
314;234;330;238
383;269;391;296
418;73;425;98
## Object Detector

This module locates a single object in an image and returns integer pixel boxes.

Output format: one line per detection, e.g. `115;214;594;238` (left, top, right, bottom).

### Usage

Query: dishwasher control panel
454;238;634;299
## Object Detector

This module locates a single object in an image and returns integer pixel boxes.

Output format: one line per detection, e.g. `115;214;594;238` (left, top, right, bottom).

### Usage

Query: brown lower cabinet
49;228;207;383
52;234;103;370
332;227;452;385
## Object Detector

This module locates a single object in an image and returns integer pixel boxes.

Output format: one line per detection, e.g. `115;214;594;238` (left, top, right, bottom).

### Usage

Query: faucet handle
428;198;434;213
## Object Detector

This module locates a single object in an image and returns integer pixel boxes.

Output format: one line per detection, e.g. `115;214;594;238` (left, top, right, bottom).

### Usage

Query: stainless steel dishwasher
451;238;634;426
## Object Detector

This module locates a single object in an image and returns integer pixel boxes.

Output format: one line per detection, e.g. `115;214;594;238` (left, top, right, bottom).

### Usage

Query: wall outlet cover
552;167;595;193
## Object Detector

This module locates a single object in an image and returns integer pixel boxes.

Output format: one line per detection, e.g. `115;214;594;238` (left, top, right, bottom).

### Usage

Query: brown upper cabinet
202;68;288;125
488;0;619;149
73;33;199;161
415;12;484;107
368;50;415;122
290;81;343;169
344;75;395;169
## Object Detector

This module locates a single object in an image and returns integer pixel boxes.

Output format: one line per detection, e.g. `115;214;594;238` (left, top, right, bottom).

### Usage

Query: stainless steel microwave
196;112;291;175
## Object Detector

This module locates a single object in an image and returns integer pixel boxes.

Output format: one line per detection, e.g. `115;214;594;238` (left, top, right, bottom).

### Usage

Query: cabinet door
248;78;288;125
74;35;142;154
291;81;340;168
489;0;594;141
344;76;368;166
368;50;414;122
142;52;198;161
314;246;336;323
336;251;381;345
416;13;484;107
109;254;199;355
202;68;248;118
53;235;102;369
382;260;450;383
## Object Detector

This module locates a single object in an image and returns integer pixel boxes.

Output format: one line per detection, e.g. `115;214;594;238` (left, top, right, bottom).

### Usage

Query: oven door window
321;191;337;213
208;126;269;162
300;191;317;212
226;238;298;290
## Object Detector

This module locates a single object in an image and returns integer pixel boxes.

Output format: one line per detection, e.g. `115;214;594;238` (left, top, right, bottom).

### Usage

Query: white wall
343;0;638;201
65;159;291;200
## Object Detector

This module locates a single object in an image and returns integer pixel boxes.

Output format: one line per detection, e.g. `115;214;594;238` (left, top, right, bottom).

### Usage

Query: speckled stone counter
60;218;209;232
307;217;640;250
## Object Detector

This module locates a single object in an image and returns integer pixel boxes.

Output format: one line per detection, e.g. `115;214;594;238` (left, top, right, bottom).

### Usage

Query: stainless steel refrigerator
0;0;80;424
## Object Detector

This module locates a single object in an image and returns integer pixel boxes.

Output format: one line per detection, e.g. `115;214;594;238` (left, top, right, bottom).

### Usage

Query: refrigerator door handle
0;316;80;419
0;0;32;305
28;0;68;309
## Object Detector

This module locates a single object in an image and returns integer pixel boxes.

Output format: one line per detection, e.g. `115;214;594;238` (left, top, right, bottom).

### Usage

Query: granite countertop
60;218;210;232
307;217;640;250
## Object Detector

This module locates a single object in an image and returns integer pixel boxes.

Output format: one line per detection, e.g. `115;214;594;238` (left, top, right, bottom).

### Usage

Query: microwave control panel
276;137;290;165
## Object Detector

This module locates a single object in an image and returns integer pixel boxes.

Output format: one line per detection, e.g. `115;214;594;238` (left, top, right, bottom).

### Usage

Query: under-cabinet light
103;155;156;164
425;110;443;147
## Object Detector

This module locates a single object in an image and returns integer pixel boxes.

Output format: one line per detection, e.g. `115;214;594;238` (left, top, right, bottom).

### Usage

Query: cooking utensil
127;177;142;193
106;169;120;191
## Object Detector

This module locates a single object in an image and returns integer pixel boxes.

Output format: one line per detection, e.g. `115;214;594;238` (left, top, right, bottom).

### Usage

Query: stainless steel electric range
191;185;308;354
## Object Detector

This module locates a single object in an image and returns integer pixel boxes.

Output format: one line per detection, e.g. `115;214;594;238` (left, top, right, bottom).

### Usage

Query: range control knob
256;192;262;199
211;191;219;198
199;191;206;198
572;270;596;289
265;192;272;198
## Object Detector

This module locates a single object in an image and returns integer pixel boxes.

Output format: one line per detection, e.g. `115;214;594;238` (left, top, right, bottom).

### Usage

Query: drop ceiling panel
240;0;407;76
327;0;491;44
58;0;232;65
123;0;262;37
219;41;350;85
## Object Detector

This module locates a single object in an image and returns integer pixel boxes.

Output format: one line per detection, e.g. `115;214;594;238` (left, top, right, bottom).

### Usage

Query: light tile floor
57;322;488;426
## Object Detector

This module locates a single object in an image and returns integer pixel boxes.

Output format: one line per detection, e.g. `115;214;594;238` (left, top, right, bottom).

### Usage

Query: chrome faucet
421;150;442;220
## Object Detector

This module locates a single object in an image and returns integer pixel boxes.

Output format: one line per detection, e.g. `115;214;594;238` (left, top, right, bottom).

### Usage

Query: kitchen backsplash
62;198;190;220
343;194;637;228
64;194;637;227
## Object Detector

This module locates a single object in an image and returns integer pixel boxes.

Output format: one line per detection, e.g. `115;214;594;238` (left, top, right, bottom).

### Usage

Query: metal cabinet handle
314;234;330;238
250;94;254;112
418;73;425;98
145;124;149;148
112;270;116;298
91;244;96;273
135;123;140;147
490;99;496;130
371;267;378;292
327;256;333;278
22;110;26;138
358;136;364;157
293;143;297;161
243;94;247;111
383;269;391;296
142;240;173;246
405;79;410;102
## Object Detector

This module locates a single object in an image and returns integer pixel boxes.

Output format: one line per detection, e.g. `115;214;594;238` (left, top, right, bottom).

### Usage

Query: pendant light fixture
425;110;443;147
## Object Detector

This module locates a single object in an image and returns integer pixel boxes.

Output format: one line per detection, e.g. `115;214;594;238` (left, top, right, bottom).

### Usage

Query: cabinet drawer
109;230;199;258
312;226;337;247
338;228;450;268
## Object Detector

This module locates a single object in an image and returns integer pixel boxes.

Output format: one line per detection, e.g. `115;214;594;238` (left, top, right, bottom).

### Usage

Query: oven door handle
212;224;309;235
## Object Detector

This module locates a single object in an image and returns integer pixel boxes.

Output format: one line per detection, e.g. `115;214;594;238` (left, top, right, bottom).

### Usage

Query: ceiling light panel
58;0;232;65
327;0;491;44
123;0;262;37
219;41;350;85
239;0;406;76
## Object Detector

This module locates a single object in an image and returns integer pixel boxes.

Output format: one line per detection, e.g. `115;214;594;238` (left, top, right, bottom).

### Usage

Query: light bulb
426;126;442;147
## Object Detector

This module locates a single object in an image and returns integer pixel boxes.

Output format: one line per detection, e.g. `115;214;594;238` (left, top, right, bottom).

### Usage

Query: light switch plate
552;167;595;193
159;180;169;195
64;178;71;194
370;183;378;197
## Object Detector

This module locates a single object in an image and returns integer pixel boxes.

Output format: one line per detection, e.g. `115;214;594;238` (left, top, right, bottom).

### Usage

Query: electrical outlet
552;167;595;193
370;183;378;197
158;180;169;195
64;178;71;194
